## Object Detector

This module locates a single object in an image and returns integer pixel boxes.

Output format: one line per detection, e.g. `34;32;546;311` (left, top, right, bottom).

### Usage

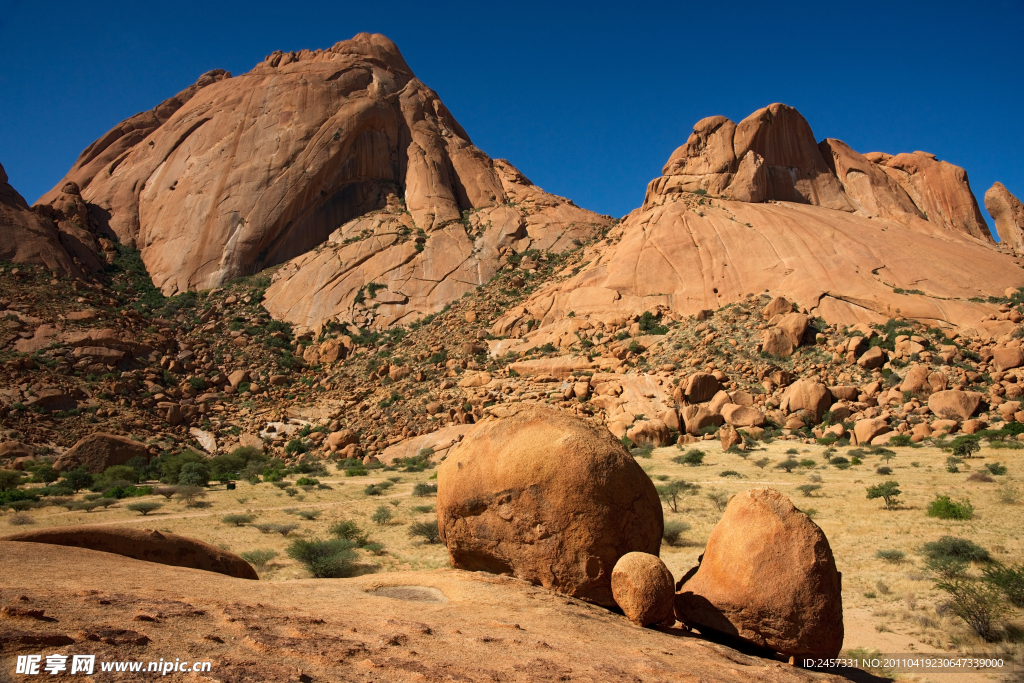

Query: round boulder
437;405;662;606
612;552;675;626
674;487;843;657
2;526;257;579
52;432;150;473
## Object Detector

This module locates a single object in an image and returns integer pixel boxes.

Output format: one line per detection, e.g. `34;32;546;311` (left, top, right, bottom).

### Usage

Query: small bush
345;468;369;477
966;472;994;483
706;490;729;512
126;502;164;516
286;538;357;578
8;512;34;526
630;443;654;459
221;513;254;526
951;437;981;459
362;542;386;555
175;485;207;506
413;483;438;497
830;456;851;470
673;449;705;466
998;481;1021;505
921;536;991;564
799;459;817;468
719;470;744;478
273;523;299;536
927;495;974;520
775;458;800;473
297;509;321;520
241;549;278;569
982;563;1024;607
946;456;963;473
662;520;691;546
935;579;1006;641
876;549;906;564
753;457;770;469
876;466;892;475
866;481;901;510
411;505;434;514
985;462;1008;476
371;505;393;525
796;484;822;497
409;519;441;544
329;519;368;546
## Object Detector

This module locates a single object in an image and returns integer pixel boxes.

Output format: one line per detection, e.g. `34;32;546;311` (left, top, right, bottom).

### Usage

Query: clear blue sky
1;0;1021;222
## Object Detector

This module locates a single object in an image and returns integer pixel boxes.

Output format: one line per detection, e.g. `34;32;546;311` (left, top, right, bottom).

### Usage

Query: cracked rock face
38;33;609;298
436;405;663;607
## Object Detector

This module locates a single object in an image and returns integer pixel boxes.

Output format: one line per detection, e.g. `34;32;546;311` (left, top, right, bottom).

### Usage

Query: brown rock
720;404;765;428
761;296;793;318
626;419;672;447
227;369;249;388
780;380;832;423
985;182;1024;254
327;430;359;452
0;442;34;460
52;432;149;473
437;405;662;607
707;390;731;415
720;425;741;451
828;385;859;402
25;389;77;413
928;390;983;421
681;405;724;436
900;365;934;396
0;162;83;277
776;313;809;348
611;552;675;626
993;346;1024;372
857;346;885;369
674;487;843;657
2;526;256;579
761;328;795;358
685;373;720;403
853;418;891;445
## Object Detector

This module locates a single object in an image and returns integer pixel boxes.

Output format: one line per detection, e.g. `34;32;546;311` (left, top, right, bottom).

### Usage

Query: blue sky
1;0;1021;222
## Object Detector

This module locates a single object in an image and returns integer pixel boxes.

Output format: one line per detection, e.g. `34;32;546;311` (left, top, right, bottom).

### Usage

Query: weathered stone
928;390;983;421
611;552;675;627
52;433;149;473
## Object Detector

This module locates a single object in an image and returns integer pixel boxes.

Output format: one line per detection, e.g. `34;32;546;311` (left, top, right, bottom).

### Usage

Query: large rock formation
3;526;257;579
487;104;1018;341
436;405;663;607
985;182;1024;254
52;432;150;473
0;162;81;276
40;33;609;303
674;488;843;657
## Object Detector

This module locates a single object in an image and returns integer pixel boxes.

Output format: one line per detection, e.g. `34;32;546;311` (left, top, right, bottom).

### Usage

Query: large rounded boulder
611;552;675;626
674;487;843;657
437;405;662;606
3;526;257;580
52;432;150;473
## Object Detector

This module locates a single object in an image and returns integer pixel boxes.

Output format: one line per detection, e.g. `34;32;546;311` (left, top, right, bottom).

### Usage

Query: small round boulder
611;552;675;626
437;405;662;606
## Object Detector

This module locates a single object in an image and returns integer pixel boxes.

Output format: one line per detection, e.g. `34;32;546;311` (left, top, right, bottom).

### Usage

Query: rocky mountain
0;163;83;278
37;33;610;311
985;181;1024;254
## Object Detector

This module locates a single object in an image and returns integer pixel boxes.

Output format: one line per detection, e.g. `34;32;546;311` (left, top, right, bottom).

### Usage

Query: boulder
52;432;149;473
437;405;662;607
227;370;249;389
0;441;34;460
685;373;721;403
327;430;359;452
993;346;1024;372
720;425;741;451
681;405;724;436
853;418;891;445
900;365;934;396
611;552;675;626
828;385;859;402
928;390;983;421
857;346;885;369
720;404;765;428
626;419;672;447
674;487;843;657
761;296;793;318
776;313;809;348
2;526;257;579
707;390;732;415
780;380;832;423
761;328;795;358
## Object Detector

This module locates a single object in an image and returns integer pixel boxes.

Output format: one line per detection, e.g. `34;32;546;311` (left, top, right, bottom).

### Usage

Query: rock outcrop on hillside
39;33;609;302
985;182;1024;254
0;162;81;277
494;105;1018;338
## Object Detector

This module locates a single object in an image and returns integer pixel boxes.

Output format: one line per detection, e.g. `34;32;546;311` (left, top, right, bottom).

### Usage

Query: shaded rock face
436;405;662;607
52;432;150;473
0;162;82;277
674;487;843;657
41;33;608;300
497;103;1014;338
985;182;1024;254
2;526;257;579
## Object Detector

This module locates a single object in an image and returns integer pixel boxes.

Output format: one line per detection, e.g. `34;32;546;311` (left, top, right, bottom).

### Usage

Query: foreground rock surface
675;488;843;657
437;405;662;607
0;542;842;682
3;526;257;579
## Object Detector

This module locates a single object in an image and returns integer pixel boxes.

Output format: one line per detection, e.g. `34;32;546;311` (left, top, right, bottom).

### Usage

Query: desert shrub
927;495;974;520
178;462;210;487
888;434;912;447
72;499;105;512
411;505;434;513
981;563;1024;607
922;536;991;564
796;484;822;497
830;456;850;470
272;523;299;536
946;456;963;473
935;579;1006;641
876;549;906;564
371;505;393;525
175;485;207;506
706;490;729;512
286;538;357;578
662;520;691;546
345;468;369;477
241;549;278;569
63;468;94;492
157;450;205;483
413;483;437;497
329;519;368;545
951;437;981;459
966;472;994;483
101;465;139;485
985;462;1008;476
866;481;901;510
754;457;770;469
295;477;319;486
631;443;654;459
8;512;34;525
126;502;163;516
656;479;699;513
362;542;386;555
775;458;800;473
297;509;321;520
799;459;816;468
673;449;705;466
876;466;892;475
253;523;276;534
221;513;254;526
409;518;441;543
719;470;743;478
